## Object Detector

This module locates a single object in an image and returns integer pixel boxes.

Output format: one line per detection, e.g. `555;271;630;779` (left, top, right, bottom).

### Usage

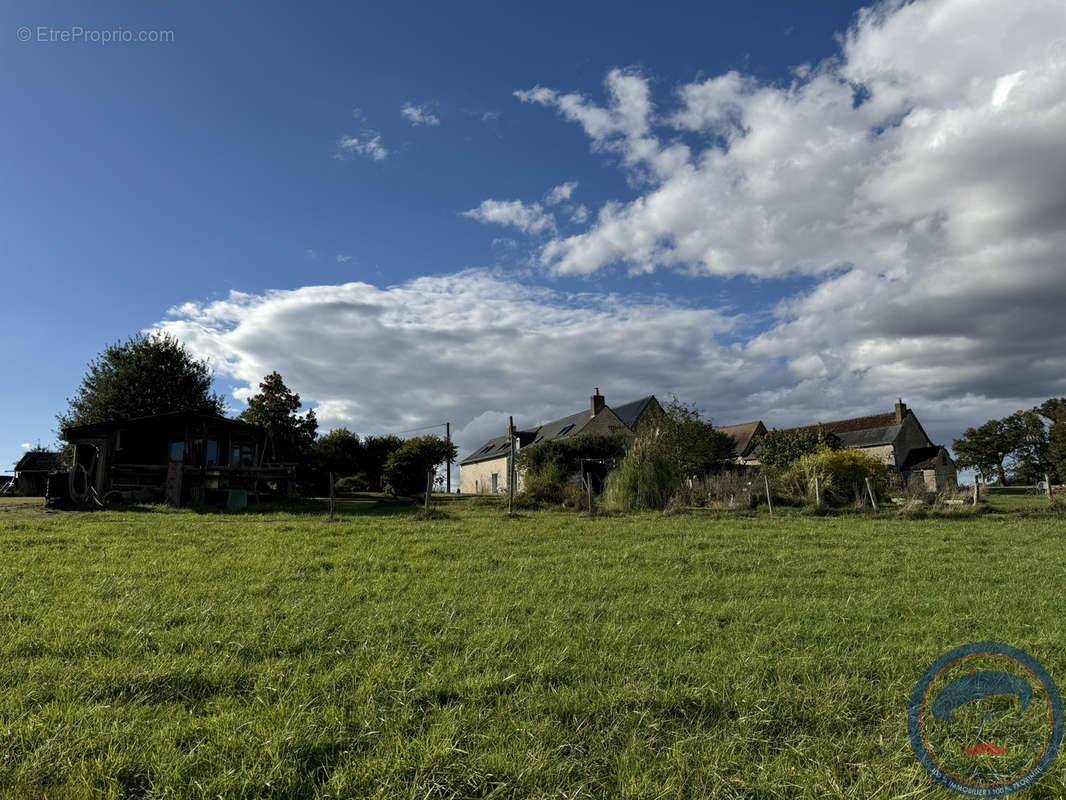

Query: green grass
1;499;1065;798
982;486;1060;512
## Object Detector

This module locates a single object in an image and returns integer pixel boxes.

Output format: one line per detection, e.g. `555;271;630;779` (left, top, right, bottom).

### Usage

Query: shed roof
63;411;262;440
14;451;61;473
901;445;951;471
715;421;766;457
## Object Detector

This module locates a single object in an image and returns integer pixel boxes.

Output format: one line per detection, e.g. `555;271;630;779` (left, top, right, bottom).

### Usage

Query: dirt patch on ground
0;497;59;518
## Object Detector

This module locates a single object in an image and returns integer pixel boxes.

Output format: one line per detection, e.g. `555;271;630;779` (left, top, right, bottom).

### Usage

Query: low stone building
459;390;660;494
900;445;958;491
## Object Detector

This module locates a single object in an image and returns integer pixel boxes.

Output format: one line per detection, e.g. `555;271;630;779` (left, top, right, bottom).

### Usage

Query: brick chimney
591;388;606;416
895;398;908;423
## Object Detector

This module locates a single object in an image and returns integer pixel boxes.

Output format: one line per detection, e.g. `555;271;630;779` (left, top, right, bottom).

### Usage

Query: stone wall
459;455;510;494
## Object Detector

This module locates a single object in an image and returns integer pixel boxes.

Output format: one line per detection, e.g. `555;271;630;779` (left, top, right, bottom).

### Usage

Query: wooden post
445;422;451;494
764;474;773;516
329;471;335;522
813;475;822;508
425;470;433;514
507;416;515;515
973;475;980;505
1045;473;1052;500
865;477;879;510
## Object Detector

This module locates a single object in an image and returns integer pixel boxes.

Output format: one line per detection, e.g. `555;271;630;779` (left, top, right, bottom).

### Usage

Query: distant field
1;498;1065;798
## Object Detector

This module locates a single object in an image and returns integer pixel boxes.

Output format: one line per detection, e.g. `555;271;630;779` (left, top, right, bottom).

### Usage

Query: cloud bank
159;0;1066;467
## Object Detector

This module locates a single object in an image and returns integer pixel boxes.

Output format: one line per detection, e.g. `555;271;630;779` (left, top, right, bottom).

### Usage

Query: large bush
775;447;889;506
602;437;676;512
516;434;628;507
602;397;735;512
752;426;843;469
382;435;457;497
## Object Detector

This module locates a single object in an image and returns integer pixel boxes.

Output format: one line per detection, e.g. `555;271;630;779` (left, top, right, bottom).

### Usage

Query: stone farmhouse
459;390;661;494
719;399;958;490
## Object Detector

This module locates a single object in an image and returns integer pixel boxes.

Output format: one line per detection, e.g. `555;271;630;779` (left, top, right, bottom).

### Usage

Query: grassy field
1;496;1065;799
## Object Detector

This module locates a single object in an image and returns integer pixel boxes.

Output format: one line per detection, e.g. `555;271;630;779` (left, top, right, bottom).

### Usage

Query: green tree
1035;399;1066;482
752;426;844;469
653;397;738;477
952;414;1031;485
312;428;363;476
382;435;457;497
361;434;405;491
59;332;225;433
238;372;318;463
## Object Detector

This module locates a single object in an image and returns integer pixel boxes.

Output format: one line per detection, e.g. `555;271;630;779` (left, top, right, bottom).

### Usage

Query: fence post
865;477;879;510
764;474;773;516
425;470;433;515
329;471;335;522
973;476;980;506
507;416;515;516
813;475;821;508
1046;473;1053;501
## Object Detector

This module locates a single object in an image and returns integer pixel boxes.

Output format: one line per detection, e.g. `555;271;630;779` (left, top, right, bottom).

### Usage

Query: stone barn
717;399;958;491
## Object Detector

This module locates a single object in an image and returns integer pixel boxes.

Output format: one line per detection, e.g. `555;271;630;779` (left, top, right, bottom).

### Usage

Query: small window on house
491;473;499;492
232;443;254;467
558;424;575;436
169;439;185;463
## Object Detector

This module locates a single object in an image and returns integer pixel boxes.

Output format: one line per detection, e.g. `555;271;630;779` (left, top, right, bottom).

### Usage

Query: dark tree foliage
646;397;739;477
1036;399;1066;482
59;333;225;435
361;434;405;491
312;428;363;476
751;426;843;469
238;372;318;463
382;435;457;497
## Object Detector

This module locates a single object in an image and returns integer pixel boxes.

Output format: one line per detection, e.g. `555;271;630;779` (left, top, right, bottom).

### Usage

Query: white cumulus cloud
401;102;441;127
336;133;388;161
462;199;557;235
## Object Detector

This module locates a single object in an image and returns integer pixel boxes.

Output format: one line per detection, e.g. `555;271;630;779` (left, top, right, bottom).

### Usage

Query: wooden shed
11;451;61;496
62;412;295;506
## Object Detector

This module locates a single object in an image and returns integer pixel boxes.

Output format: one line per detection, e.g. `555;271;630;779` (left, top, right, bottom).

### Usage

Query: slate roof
777;412;905;447
611;396;657;431
716;421;766;458
14;451;61;473
460;395;655;466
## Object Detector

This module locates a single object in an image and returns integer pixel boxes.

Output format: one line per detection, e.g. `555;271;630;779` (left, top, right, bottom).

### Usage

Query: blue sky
4;0;1065;472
